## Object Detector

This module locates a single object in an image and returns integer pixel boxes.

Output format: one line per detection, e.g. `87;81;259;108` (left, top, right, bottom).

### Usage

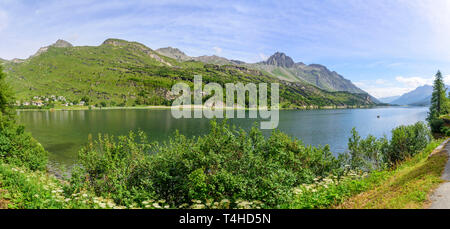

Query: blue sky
1;0;450;98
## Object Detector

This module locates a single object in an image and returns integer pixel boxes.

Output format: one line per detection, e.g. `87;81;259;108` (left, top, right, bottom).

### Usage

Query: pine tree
0;65;14;116
428;70;448;122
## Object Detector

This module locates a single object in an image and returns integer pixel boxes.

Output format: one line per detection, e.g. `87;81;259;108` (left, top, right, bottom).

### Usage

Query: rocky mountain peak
157;47;186;55
102;38;131;47
156;47;191;61
30;39;73;59
51;39;73;48
264;52;295;68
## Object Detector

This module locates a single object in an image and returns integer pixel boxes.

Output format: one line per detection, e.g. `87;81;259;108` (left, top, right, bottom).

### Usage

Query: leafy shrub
348;122;431;170
429;118;444;133
0;113;48;171
285;170;390;209
0;163;124;209
0;65;48;171
441;126;450;136
348;128;389;171
70;120;346;208
388;122;431;165
68;132;155;206
68;120;434;209
0;65;14;117
288;139;443;209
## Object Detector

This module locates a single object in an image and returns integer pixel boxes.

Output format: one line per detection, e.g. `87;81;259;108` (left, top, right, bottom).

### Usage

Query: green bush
347;122;432;171
0;163;124;209
0;66;14;117
430;118;444;133
70;120;346;208
388;122;431;165
441;126;450;136
285;170;390;209
288;139;443;209
0;65;48;171
68;120;433;209
348;128;389;171
0;113;48;171
68;132;154;206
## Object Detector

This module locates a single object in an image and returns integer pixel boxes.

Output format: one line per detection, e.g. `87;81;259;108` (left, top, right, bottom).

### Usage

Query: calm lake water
17;107;428;167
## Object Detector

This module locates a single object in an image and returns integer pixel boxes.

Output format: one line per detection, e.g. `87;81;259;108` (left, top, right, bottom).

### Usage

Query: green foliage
289;139;443;209
441;126;450;136
428;71;449;132
348;128;389;171
69;132;155;206
0;163;123;209
348;122;431;169
431;71;449;118
68;120;433;209
187;168;209;201
285;170;390;209
99;101;107;107
0;111;48;171
80;96;90;106
3;40;375;108
69;120;346;208
388;122;432;165
430;118;445;133
0;65;14;117
0;67;48;171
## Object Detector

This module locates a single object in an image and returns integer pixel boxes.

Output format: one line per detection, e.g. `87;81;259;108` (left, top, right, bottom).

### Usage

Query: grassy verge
336;139;447;209
284;139;445;209
0;163;124;209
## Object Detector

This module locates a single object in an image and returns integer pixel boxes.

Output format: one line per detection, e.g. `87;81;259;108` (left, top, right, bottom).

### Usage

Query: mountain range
378;96;401;104
0;39;377;108
380;85;435;106
156;48;368;95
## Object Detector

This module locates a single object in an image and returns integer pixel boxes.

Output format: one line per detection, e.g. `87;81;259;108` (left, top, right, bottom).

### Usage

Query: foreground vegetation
0;65;446;209
287;139;445;209
427;71;450;136
63;120;433;209
1;118;439;209
336;140;447;209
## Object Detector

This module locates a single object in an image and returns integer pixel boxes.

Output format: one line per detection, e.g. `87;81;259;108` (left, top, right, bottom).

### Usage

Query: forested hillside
2;39;376;108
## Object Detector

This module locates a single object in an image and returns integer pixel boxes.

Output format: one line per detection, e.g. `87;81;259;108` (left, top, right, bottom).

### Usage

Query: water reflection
18;107;428;166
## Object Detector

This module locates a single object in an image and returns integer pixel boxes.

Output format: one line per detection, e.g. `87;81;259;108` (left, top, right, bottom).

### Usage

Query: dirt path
0;188;9;209
430;139;450;209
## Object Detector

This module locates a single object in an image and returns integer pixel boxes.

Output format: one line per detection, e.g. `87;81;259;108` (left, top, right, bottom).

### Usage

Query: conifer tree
428;71;448;122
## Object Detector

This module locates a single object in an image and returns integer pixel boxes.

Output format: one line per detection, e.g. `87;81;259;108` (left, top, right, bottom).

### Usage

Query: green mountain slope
156;47;244;65
157;49;370;96
251;52;366;94
3;39;376;108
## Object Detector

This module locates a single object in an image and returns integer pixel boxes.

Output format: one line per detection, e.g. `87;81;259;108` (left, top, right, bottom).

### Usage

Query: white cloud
356;79;413;98
357;74;450;98
395;76;432;88
395;75;450;87
213;46;222;55
365;87;413;99
258;53;268;61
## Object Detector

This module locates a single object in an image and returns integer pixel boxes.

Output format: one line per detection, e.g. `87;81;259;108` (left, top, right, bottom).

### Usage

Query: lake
17;107;428;167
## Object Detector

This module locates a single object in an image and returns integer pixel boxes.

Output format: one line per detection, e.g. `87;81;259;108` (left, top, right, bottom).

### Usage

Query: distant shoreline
15;104;395;112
